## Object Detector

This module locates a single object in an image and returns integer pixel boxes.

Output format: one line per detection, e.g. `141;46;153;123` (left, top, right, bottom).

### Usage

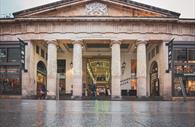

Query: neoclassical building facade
0;0;195;100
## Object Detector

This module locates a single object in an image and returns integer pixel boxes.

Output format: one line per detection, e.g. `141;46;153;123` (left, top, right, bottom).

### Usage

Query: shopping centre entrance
84;58;111;98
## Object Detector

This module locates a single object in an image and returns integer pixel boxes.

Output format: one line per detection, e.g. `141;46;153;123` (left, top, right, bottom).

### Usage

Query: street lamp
70;61;73;68
121;62;126;75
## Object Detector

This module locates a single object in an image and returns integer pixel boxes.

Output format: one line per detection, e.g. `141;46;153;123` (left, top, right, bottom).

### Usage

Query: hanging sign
166;38;174;73
18;38;27;72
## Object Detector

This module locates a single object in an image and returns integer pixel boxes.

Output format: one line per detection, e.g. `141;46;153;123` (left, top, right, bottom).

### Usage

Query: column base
22;95;37;99
111;96;121;101
46;95;56;100
137;96;148;99
71;96;82;100
136;96;164;101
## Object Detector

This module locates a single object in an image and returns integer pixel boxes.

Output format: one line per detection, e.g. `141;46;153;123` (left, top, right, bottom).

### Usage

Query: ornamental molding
85;2;108;16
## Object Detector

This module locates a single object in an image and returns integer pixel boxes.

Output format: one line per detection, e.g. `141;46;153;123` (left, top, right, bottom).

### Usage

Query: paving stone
0;100;195;127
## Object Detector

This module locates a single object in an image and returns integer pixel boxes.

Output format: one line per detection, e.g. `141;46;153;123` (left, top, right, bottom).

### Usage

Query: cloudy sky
0;0;195;18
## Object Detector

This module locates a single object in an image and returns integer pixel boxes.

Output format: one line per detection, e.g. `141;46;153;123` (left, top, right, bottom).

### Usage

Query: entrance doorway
150;61;160;96
36;61;47;96
84;58;111;97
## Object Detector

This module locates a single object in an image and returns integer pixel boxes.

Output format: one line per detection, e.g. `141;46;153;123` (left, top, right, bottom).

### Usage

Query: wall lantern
121;62;126;75
70;61;73;68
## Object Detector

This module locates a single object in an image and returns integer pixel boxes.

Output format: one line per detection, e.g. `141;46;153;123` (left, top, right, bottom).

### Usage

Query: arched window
150;61;159;96
37;61;47;96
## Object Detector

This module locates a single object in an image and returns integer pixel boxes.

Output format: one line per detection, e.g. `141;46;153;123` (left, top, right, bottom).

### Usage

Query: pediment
13;0;180;18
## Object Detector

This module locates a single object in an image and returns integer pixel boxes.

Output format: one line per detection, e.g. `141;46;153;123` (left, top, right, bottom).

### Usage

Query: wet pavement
0;100;195;127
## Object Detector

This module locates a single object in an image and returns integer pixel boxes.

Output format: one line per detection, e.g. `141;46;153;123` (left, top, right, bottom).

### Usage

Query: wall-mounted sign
166;38;174;73
18;38;27;72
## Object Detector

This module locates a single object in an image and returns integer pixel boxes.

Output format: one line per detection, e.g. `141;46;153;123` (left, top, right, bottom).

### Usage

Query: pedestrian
92;81;96;99
39;84;47;99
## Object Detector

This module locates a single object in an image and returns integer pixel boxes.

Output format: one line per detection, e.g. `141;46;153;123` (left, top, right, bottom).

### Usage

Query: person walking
39;84;47;99
92;81;96;100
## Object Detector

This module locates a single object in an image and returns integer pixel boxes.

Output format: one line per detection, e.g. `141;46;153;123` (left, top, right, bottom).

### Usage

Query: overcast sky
0;0;195;18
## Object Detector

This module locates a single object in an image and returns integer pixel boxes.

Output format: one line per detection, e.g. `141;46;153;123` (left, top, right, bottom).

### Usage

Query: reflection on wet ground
0;100;195;127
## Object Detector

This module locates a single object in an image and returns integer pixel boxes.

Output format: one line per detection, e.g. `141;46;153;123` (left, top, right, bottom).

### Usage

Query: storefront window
7;48;20;62
186;78;195;96
173;46;195;97
0;66;6;74
175;65;195;74
0;48;7;62
173;77;182;96
7;66;20;74
0;43;22;95
188;49;195;63
0;66;21;95
57;60;66;73
174;48;187;63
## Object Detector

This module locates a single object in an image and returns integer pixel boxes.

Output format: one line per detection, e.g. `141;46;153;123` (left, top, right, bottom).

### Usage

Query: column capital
136;40;148;46
71;40;83;45
47;40;57;45
111;40;122;46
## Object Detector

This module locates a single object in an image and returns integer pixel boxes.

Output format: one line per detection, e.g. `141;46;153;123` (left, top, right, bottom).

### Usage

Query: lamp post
121;62;126;75
70;61;73;68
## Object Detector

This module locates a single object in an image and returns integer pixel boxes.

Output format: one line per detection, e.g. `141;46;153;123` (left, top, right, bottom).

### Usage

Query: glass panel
57;60;66;73
173;77;183;96
7;77;21;95
0;66;6;74
7;66;20;74
186;77;195;96
41;49;45;58
0;48;7;62
183;65;193;73
173;46;195;97
151;48;155;58
174;65;183;74
0;66;21;95
37;62;47;75
0;66;6;94
188;48;195;63
7;48;20;62
174;48;187;63
59;79;65;94
174;65;195;74
36;45;39;54
156;45;159;54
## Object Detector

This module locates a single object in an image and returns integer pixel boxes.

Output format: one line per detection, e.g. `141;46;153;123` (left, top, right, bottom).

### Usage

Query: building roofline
13;0;180;18
1;17;195;23
0;16;180;23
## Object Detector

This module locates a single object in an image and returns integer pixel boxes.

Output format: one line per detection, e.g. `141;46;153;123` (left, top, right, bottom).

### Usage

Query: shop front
0;42;22;95
172;42;195;97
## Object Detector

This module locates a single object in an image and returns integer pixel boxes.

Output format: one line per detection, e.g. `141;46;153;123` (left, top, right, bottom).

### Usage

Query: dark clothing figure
92;83;96;99
39;84;47;99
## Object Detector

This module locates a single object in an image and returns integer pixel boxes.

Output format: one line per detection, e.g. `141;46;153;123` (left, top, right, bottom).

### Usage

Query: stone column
159;41;172;100
111;40;121;98
22;41;35;98
72;40;83;98
136;40;147;97
47;40;57;99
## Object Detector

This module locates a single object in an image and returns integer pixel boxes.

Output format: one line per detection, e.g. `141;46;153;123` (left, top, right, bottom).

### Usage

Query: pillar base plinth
22;95;37;99
46;95;56;100
71;96;82;100
111;96;121;100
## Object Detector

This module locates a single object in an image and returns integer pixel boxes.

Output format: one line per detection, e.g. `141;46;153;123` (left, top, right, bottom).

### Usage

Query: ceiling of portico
57;39;136;54
13;0;180;18
31;39;160;54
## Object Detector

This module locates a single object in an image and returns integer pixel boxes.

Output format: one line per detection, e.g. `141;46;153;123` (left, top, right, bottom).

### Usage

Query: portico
0;0;195;100
42;38;148;99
